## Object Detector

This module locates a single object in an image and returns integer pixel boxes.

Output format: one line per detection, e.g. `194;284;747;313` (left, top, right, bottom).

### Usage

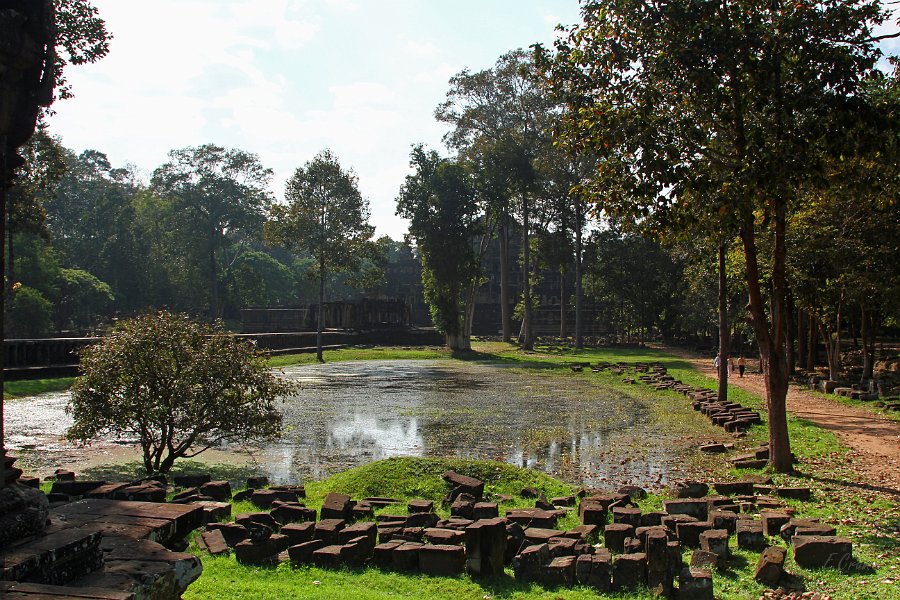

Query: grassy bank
4;376;74;399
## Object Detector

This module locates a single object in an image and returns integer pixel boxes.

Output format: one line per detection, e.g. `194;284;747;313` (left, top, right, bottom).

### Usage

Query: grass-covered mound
303;457;575;507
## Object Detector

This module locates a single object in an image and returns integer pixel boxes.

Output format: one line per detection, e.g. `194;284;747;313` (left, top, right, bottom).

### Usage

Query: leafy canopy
67;311;297;475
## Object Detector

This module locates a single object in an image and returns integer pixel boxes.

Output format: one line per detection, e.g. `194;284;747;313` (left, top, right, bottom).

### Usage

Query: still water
5;360;692;488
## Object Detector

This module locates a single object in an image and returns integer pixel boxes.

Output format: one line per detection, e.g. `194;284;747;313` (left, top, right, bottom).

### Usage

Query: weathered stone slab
442;471;484;500
663;498;708;521
523;527;565;546
199;529;229;556
313;519;345;545
270;503;315;525
736;519;765;551
513;543;550;582
319;492;353;521
699;529;729;558
0;581;134;599
205;523;249;547
612;553;647;591
792;535;852;569
761;511;791;537
464;518;506;577
392;542;423;571
419;544;465;577
679;567;713;599
755;546;785;587
604;523;634;553
407;499;433;513
234;534;289;564
575;553;611;591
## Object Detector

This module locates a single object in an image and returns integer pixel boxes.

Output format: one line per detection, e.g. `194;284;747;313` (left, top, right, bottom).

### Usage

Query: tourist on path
738;355;746;378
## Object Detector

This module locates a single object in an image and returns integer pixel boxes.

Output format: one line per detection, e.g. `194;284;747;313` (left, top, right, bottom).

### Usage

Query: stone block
547;536;578;557
676;521;713;548
341;535;374;566
641;511;665;527
709;509;741;534
392;541;423;571
780;518;834;541
679;567;714;599
755;546;785;587
407;499;433;513
566;524;599;542
199;481;231;501
551;495;577;506
450;493;476;519
192;500;231;524
604;523;634;553
612;552;647;591
338;521;378;546
287;540;323;564
419;544;465;577
442;471;484;500
236;511;279;532
271;503;316;525
672;481;709;498
699;528;729;558
792;535;852;569
579;500;608;526
736;520;766;551
205;522;249;547
690;549;720;571
575;553;611;591
664;498;709;520
234;534;289;565
320;492;353;520
513;543;549;581
713;480;755;496
425;528;466;545
313;519;346;545
403;511;439;528
465;518;506;577
540;555;576;586
473;502;499;520
372;540;404;569
199;528;229;555
761;511;791;537
523;527;565;545
612;506;642;527
312;544;344;569
281;521;315;546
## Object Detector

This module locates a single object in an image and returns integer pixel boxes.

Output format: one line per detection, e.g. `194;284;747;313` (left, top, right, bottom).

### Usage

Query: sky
47;1;899;241
47;0;584;240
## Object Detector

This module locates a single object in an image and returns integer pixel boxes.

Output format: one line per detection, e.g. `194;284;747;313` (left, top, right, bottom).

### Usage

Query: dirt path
661;346;900;495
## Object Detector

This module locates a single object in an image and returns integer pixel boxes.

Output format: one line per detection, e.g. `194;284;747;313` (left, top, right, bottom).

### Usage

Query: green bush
7;285;54;337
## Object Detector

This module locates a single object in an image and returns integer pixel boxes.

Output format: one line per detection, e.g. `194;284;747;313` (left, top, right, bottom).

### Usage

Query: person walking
738;355;746;378
714;354;721;378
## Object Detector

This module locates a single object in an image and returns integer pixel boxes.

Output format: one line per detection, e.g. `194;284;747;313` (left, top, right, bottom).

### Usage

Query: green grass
4;377;74;399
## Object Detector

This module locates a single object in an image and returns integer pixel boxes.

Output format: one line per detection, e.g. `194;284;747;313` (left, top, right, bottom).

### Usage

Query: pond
4;360;703;488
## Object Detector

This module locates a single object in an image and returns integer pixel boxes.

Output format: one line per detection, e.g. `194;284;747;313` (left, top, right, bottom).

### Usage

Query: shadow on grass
81;459;262;484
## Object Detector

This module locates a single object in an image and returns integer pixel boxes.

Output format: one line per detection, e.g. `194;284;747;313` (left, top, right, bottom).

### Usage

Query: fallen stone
392;541;423;571
679;566;714;599
450;493;476;519
754;545;786;587
575;552;611;591
174;474;210;488
419;544;465;576
604;523;635;553
199;529;229;556
713;480;756;496
199;481;231;501
776;486;811;501
234;534;289;564
779;518;834;541
612;506;642;527
372;540;404;569
672;481;709;498
287;540;323;564
792;535;852;569
465;518;506;577
271;503;316;525
313;519;346;545
676;521;714;548
407;499;434;513
761;511;792;537
513;543;550;581
442;471;484;500
281;521;316;545
690;549;720;571
246;476;268;489
736;519;766;551
320;492;353;520
612;552;647;591
699;528;729;558
205;522;249;547
404;511;440;529
663;498;709;520
311;544;344;569
473;502;499;520
540;555;576;586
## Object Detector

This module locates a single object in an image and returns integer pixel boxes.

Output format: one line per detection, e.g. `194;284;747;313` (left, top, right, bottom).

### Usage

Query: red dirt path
662;345;900;495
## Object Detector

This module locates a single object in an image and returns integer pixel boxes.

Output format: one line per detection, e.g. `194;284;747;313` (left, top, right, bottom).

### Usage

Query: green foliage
396;147;481;348
6;286;54;338
67;311;297;474
56;268;114;331
52;0;111;102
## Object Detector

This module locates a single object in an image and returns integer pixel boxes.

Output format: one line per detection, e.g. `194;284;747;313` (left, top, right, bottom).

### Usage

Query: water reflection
5;360;691;488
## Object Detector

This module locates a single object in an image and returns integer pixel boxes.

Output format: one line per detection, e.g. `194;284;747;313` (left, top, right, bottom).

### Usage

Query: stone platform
0;499;203;600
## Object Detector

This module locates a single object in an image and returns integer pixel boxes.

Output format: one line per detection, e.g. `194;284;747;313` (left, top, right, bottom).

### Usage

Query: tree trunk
741;217;792;473
208;247;219;320
559;269;567;339
6;225;13;295
820;322;839;382
574;197;584;349
499;220;512;342
806;312;817;371
446;331;471;351
860;304;873;384
1;141;7;489
317;257;325;363
797;308;808;371
521;193;534;350
786;289;796;375
717;242;728;404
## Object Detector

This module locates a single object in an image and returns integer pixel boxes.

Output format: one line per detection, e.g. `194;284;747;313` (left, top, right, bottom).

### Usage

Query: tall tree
152;144;273;319
265;149;375;362
437;49;551;349
543;0;889;471
396;146;483;351
0;0;109;491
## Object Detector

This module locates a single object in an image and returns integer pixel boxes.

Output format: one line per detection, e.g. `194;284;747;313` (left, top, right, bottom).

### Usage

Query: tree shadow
81;459;262;485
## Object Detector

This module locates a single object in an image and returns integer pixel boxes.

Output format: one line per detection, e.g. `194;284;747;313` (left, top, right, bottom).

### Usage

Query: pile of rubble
185;469;851;598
